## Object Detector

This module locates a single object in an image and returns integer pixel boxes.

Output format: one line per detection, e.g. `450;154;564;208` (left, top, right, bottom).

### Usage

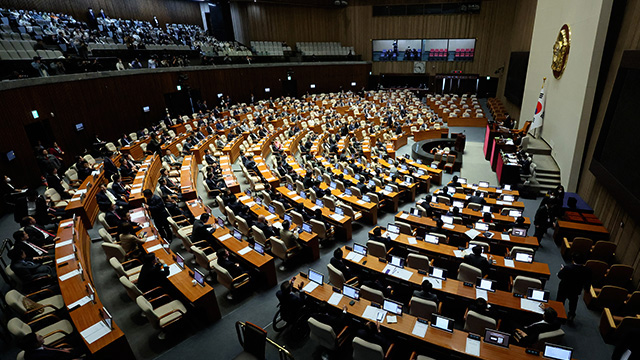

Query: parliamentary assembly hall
0;0;637;359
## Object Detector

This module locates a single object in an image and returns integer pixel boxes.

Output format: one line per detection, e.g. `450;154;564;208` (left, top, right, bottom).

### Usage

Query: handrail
235;321;295;360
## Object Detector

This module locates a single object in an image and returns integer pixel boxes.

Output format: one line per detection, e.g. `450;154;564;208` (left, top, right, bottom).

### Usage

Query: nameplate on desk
56;254;75;264
443;224;455;230
55;239;73;248
59;269;81;281
504;259;515;268
399;213;409;219
147;244;163;252
131;189;142;194
219;234;232;242
135;175;145;180
60;220;74;227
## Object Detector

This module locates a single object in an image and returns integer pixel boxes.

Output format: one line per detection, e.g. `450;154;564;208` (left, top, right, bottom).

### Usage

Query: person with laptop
412;280;439;303
330;248;355;280
512;307;560;347
556;253;592;322
468;191;486;206
137;253;170;292
216;248;250;280
463;246;490;276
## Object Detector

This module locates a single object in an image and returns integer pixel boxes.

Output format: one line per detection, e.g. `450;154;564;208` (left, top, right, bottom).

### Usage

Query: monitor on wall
590;50;640;218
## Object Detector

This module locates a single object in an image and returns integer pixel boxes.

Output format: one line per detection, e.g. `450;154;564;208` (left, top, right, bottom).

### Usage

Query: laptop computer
390;255;404;268
475;222;489;231
308;268;324;285
425;234;439;244
384;185;393;193
287;183;294;191
386;223;400;235
476;277;497;292
404;176;413;184
268;205;276;214
410;208;422;217
330;182;337;190
343;284;360;300
459;178;467;185
509;210;522;218
383;299;403;316
335;207;344;216
452;200;465;209
284;213;292;223
315;199;324;208
429;266;447;280
217;217;225;227
353;243;367;255
253;242;265;255
447;186;456;194
256;197;263;205
543;344;573;360
441;215;454;225
194;268;205;287
431;314;455;332
502;195;515;202
300;191;307;199
484;329;510;348
527;288;550;303
362;195;371;203
345;188;352;196
302;223;313;233
416;159;422;164
512;227;527;237
233;229;242;240
514;252;534;263
176;253;185;269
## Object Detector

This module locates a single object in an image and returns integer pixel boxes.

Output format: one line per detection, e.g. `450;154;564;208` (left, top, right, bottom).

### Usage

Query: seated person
8;248;54;283
255;215;277;238
13;230;51;262
191;213;216;245
111;174;130;198
279;220;302;251
20;216;57;247
412;279;439;303
468;191;486;206
158;178;181;201
312;208;334;236
96;184;129;213
513;307;560;347
466;297;498;320
368;226;392;250
216;248;250;279
276;278;305;323
137;253;170;292
116;222;145;255
330;248;355;280
159;169;180;190
463;245;490;276
356;320;392;351
105;203;127;229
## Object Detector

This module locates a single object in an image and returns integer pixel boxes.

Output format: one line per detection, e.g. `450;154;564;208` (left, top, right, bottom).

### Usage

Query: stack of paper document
411;320;429;337
219;234;232;242
362;306;387;321
383;264;413;280
521;298;545;314
465;337;481;356
302;281;319;293
328;293;343;305
81;321;112;344
238;247;252;255
345;251;364;263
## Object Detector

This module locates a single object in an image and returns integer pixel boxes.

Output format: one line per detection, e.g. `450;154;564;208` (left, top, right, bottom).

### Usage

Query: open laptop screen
353;243;367;255
386;224;400;234
475;278;497;292
390;255;404;268
441;215;454;225
343;284;359;300
514;252;533;263
484;329;510;348
527;288;550;303
543;344;573;360
432;314;454;332
383;299;403;316
308;268;324;285
429;266;447;279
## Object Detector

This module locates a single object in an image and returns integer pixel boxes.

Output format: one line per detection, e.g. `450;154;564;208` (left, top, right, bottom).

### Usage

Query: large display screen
373;38;475;62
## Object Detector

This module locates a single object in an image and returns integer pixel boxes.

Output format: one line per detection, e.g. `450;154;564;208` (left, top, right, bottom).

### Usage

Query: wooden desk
179;155;197;201
277;186;353;240
190;136;215;164
447;116;487;127
395;211;539;251
376;229;550;287
185;199;279;287
319;183;378;225
120;138;150;161
413;128;449;141
130;208;221;322
161;134;188;157
222;134;246;163
435;191;526;211
405;158;442;186
219;155;241;194
254;155;280;189
428;202;531;228
390;133;408;151
65;170;107;230
55;218;134;360
340;246;566;320
128;156;161;207
295;277;557;360
553;220;609;245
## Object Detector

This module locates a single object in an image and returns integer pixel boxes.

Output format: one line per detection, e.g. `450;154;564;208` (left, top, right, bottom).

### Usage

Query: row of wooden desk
128;156;160;207
179;155;197;201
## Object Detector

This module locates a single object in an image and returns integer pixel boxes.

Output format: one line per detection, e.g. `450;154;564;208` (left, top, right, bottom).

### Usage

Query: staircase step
536;173;561;180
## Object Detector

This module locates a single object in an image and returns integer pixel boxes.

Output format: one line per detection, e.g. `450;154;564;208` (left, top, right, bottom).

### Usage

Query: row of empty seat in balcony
250;41;290;56
297;42;354;56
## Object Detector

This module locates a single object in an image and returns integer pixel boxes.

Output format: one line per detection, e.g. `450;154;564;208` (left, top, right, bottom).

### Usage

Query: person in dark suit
412;280;439;303
463;245;490;276
276;278;305;323
13;230;50;261
203;149;216;166
96;184;129;213
556;253;592;321
468;191;486;206
356;321;392;351
137;253;170;292
191;213;216;245
466;297;498;320
14;190;50;225
45;168;71;199
330;248;355;280
8;248;53;283
216;248;249;279
143;189;172;241
158;178;181;201
513;307;560;347
368;226;392;251
534;201;552;242
255;215;277;238
110;174;130;198
20;332;78;360
104;203;126;228
103;157;118;178
20;216;57;247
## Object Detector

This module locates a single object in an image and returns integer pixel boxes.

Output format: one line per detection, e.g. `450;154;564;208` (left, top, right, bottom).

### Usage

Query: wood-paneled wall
231;0;536;103
0;63;370;187
1;0;202;27
578;0;640;288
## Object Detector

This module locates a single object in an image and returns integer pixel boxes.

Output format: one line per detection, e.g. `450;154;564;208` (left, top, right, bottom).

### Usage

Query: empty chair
590;241;616;262
406;253;431;272
586;259;609;287
211;258;251;300
270;237;299;271
409;296;439;320
327;263;357;288
395;221;413;235
443;154;456;173
599;307;640;344
352;336;394;360
367;240;391;259
561;237;592;259
602;264;633;287
119;276;165;302
464;310;498;334
136;295;187;340
584;285;629;310
533;329;565;350
511;275;542;295
5;289;64;320
322;197;337;210
99;228;115;243
340;205;362;222
101;242;130;262
431;152;443;168
620;291;640;316
360;285;384;305
109;257;143;283
467;202;482;211
8;316;74;346
307;317;349;357
272;200;287;218
236;217;252;238
457;263;482;283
